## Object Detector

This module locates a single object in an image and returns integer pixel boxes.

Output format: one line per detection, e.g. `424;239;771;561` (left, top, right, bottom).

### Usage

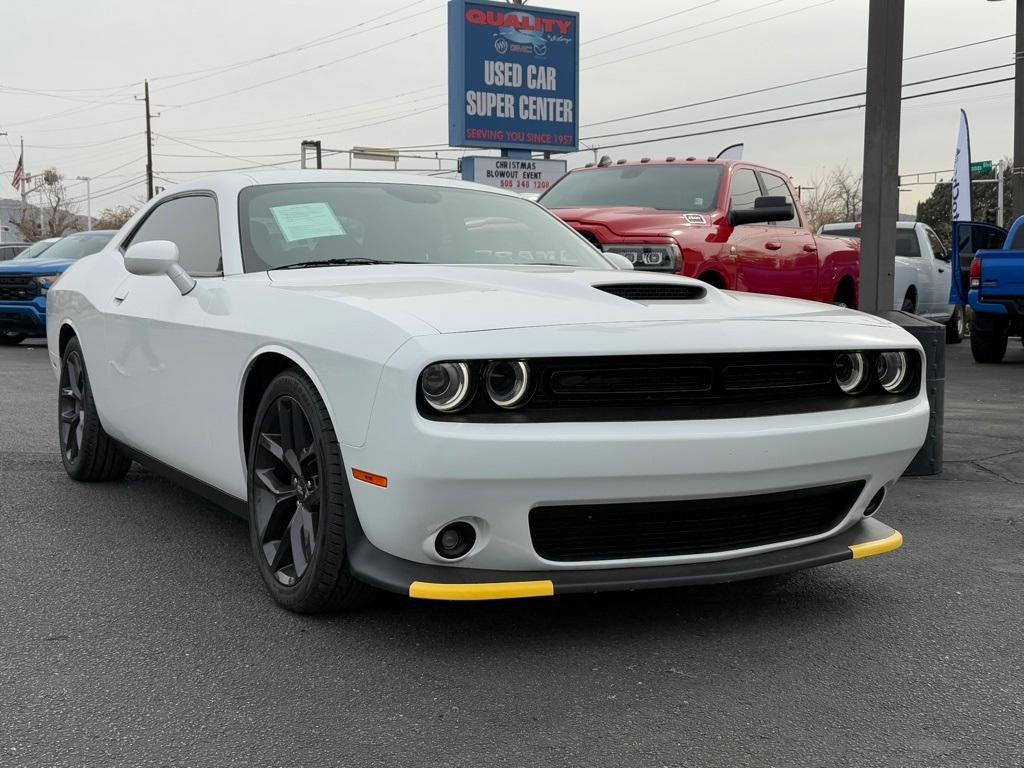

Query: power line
589;76;1014;152
582;0;721;46
581;63;1015;142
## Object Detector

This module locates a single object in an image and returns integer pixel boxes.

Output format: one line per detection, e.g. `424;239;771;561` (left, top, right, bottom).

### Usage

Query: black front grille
596;283;706;302
0;275;39;302
530;481;865;562
417;351;921;422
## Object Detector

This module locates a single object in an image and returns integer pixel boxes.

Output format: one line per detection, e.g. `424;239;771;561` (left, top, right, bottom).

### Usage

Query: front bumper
348;514;903;600
0;298;47;335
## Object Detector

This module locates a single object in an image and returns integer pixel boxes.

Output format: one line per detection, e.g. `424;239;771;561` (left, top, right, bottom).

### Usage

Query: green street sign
970;160;993;175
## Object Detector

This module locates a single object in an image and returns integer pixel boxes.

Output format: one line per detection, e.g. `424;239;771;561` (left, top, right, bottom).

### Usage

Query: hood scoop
595;282;706;302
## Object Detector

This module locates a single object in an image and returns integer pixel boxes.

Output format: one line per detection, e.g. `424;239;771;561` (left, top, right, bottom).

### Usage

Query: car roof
567;157;791;177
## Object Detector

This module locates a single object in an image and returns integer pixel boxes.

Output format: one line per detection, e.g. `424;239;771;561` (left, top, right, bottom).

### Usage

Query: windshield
539;165;724;212
238;182;610;272
32;233;114;262
13;239;57;260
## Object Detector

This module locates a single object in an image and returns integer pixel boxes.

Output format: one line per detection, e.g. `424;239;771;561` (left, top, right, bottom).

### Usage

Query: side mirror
727;196;795;227
124;240;196;296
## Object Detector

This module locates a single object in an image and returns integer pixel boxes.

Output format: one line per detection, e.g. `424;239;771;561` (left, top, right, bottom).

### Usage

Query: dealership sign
462;156;567;193
448;0;579;153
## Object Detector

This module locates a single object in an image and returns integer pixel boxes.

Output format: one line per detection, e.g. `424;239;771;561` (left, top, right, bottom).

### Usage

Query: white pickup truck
818;221;965;343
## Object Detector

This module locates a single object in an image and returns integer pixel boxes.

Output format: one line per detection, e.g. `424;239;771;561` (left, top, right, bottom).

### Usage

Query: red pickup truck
540;158;860;307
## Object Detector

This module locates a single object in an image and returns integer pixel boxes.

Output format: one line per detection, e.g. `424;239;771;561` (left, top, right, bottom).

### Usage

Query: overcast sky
0;0;1017;215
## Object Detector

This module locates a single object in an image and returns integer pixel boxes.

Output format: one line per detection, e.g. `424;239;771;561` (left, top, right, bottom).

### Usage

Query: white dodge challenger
47;171;926;612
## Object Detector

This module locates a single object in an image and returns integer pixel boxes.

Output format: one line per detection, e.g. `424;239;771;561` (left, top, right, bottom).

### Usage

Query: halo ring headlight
421;362;472;412
484;360;531;409
876;351;910;393
834;352;868;394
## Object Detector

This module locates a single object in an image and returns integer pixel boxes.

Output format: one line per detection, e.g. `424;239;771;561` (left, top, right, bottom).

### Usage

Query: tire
0;332;26;346
247;369;375;613
970;315;1008;363
900;292;916;313
58;337;133;481
945;305;966;344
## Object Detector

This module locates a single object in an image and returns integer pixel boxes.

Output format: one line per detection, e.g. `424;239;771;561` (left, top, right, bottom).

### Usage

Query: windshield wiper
270;257;417;270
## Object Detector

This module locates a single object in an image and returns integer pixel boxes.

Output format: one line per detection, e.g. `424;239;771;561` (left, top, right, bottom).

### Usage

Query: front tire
247;369;374;613
970;315;1008;363
58;337;132;481
945;305;966;344
0;331;26;346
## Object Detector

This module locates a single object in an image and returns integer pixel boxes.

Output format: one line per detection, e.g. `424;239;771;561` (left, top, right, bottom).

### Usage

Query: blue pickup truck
951;216;1024;363
0;230;117;345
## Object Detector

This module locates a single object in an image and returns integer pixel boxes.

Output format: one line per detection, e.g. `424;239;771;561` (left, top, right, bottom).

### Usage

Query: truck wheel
901;292;916;313
945;305;966;344
970;315;1008;363
0;332;26;346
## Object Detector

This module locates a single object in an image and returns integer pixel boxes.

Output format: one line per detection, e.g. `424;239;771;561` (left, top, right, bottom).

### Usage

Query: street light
987;0;1023;219
76;176;92;231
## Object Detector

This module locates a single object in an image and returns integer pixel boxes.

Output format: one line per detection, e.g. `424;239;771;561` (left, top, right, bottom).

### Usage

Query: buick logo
494;37;509;54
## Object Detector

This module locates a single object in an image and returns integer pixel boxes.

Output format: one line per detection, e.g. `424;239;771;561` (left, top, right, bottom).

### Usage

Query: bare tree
13;168;82;241
800;166;863;232
93;205;138;231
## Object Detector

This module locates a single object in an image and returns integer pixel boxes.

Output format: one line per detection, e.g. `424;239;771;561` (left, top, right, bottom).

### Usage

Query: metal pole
144;80;154;201
1013;0;1024;220
77;177;92;230
858;0;905;315
997;159;1005;227
19;137;26;205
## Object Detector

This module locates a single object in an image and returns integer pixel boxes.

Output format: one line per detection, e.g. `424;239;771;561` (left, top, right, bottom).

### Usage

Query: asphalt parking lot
1;339;1022;768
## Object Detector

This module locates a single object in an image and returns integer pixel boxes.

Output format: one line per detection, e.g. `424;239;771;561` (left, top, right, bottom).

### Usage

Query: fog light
864;487;885;517
435;522;476;559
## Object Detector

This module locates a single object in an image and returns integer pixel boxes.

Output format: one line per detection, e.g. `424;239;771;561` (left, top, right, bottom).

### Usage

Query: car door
726;167;773;293
921;225;952;318
949;221;1008;304
756;171;818;302
101;192;227;481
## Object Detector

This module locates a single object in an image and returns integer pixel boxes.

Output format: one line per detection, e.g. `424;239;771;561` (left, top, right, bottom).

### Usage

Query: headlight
834;352;868;394
484;360;531;408
34;274;62;291
602;244;680;273
420;362;472;412
876;351;910;393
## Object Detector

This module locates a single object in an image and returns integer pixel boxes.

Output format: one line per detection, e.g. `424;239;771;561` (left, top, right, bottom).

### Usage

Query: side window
126;194;221;275
729;169;761;212
924;228;947;259
1011;225;1024;251
758;172;799;226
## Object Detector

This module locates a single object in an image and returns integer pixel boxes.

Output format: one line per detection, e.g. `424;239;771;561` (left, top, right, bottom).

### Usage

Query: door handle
113;285;129;305
938;267;946;273
765;242;782;251
802;244;818;253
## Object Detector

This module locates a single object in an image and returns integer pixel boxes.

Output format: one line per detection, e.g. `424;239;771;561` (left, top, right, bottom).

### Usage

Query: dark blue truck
951;215;1024;363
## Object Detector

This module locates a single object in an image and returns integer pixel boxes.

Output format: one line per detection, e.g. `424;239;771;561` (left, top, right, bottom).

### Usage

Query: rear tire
945;305;966;344
0;332;26;346
58;337;133;481
970;315;1008;363
901;292;916;313
247;369;375;613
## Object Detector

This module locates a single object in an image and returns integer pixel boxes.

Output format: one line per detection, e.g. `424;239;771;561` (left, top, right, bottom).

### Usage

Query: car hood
0;257;75;274
267;264;890;335
546;206;720;237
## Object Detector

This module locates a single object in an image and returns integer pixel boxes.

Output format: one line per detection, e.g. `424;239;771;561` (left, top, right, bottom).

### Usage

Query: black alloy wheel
59;350;87;464
57;336;132;481
252;395;322;587
247;370;374;613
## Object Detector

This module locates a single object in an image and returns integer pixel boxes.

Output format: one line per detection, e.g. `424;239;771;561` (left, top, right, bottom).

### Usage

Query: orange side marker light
352;468;389;488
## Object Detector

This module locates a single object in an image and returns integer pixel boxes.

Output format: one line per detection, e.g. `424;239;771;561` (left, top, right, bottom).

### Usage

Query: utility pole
858;0;904;316
1014;0;1023;219
137;79;155;200
76;176;92;230
19;136;26;204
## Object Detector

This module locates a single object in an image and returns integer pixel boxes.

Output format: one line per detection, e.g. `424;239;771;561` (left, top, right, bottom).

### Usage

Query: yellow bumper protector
409;580;555;601
849;530;904;559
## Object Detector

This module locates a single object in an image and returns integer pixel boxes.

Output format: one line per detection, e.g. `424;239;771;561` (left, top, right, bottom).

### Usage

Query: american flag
11;153;23;190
